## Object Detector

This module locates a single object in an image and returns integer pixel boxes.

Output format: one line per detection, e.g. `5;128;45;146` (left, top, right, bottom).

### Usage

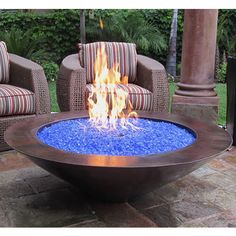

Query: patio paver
0;148;236;227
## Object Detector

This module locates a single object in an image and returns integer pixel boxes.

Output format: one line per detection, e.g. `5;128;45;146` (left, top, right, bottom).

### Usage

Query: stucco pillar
172;10;219;123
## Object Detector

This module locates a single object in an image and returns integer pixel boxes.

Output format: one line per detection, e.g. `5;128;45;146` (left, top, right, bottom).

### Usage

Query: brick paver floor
0;148;236;227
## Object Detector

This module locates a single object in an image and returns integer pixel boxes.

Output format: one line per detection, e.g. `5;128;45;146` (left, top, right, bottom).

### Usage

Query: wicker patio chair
0;42;51;151
57;42;169;113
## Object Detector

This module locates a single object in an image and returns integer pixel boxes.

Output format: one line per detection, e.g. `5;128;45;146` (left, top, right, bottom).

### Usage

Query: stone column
172;9;219;123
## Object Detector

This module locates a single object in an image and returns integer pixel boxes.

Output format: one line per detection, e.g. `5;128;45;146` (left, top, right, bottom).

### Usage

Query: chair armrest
57;54;86;111
136;54;169;112
9;53;51;115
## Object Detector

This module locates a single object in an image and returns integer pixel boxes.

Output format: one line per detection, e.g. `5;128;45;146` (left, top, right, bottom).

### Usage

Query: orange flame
88;44;137;129
99;18;104;30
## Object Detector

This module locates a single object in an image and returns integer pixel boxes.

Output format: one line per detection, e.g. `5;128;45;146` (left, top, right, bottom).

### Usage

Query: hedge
0;10;81;63
0;9;179;65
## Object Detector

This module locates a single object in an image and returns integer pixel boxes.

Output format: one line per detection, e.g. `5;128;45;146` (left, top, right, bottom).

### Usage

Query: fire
99;18;104;30
88;44;137;129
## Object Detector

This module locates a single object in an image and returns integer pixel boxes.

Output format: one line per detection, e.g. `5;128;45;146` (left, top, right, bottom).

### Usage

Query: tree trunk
80;9;86;44
166;9;178;78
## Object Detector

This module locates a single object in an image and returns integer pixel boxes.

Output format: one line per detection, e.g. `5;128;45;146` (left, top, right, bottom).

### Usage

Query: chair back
0;41;10;84
78;42;137;83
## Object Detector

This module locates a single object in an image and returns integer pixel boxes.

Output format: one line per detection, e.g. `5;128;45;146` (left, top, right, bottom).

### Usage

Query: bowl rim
4;111;232;168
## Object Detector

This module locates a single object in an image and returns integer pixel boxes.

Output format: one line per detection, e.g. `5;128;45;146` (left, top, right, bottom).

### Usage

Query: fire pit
4;44;232;202
4;111;232;202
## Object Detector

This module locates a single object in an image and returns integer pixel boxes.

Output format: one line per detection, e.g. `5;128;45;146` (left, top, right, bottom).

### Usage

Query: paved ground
0;148;236;227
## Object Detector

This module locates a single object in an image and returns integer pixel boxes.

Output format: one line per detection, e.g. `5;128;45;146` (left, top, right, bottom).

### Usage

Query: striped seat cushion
0;84;35;116
0;41;10;84
86;83;153;111
79;42;137;84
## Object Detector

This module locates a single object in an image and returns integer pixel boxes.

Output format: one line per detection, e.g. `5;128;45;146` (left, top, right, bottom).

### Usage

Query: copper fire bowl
4;111;232;202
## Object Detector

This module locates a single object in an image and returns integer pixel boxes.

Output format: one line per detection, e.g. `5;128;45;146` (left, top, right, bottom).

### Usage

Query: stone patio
0;148;236;227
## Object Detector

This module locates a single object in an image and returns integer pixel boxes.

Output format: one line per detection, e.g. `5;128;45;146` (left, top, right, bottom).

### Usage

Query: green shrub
217;62;227;83
142;9;184;65
41;61;59;82
0;28;48;60
0;10;81;63
86;10;167;61
0;9;178;66
0;26;59;82
0;9;236;70
218;10;236;58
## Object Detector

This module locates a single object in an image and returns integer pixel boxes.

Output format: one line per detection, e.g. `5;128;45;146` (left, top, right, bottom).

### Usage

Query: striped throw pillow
0;41;10;84
79;42;137;84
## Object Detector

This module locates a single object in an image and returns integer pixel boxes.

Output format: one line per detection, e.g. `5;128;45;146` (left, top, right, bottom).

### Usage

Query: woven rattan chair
0;53;51;151
57;42;169;113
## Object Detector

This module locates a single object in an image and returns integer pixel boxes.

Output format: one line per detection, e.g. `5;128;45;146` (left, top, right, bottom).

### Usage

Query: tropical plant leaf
86;10;167;56
0;28;49;61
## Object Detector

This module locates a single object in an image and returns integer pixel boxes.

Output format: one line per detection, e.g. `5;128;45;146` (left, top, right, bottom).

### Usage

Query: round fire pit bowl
4;111;232;202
